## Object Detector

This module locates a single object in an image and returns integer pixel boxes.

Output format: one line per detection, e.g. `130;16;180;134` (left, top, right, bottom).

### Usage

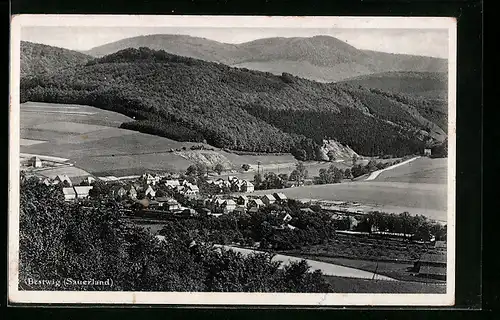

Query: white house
241;180;254;193
29;156;42;168
223;199;237;213
145;185;156;198
273;193;287;202
62;187;76;201
261;194;276;206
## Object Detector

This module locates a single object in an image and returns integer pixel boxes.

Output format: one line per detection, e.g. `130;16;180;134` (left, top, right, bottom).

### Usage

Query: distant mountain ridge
21;46;447;161
84;34;448;83
21;41;93;78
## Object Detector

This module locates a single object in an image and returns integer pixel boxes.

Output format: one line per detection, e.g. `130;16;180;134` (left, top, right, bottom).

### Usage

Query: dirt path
218;245;397;281
365;157;420;181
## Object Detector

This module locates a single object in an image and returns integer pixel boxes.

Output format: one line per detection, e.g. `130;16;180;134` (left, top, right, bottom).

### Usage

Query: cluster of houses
39;175;95;201
205;176;254;193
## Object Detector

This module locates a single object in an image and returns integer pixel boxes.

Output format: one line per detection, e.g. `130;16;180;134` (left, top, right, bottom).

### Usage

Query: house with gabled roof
241;180;254;193
248;198;265;209
145;185;156;199
261;194;276;206
273;193;287;202
54;174;72;186
81;176;96;185
29;156;42;168
237;195;249;206
223;199;237;213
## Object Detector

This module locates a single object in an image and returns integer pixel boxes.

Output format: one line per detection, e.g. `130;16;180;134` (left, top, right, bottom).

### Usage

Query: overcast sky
21;26;449;58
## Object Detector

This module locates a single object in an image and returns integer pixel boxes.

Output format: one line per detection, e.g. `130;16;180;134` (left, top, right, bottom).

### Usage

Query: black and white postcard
9;15;456;306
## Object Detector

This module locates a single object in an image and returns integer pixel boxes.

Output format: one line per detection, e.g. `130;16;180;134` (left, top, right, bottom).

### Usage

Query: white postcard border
9;15;457;306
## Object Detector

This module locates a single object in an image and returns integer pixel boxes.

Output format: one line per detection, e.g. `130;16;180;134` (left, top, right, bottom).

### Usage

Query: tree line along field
20;102;300;176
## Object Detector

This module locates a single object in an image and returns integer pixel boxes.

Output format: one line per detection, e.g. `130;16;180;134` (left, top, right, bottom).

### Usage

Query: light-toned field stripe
365;156;421;181
21;110;97;115
20;153;69;162
21;106;80;109
218;245;397;281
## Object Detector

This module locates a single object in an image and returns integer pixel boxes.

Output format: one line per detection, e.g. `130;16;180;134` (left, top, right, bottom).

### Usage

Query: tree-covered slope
340;71;448;99
85;35;448;82
21;41;93;78
21;47;447;160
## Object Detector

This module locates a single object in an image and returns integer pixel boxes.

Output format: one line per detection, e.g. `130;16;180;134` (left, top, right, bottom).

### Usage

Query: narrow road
365;157;420;181
217;245;397;281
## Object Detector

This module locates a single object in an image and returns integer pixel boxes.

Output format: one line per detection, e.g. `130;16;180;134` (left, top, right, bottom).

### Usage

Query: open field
253;181;447;221
293;255;444;284
322;275;445;293
220;245;395;281
20;102;303;176
374;157;448;184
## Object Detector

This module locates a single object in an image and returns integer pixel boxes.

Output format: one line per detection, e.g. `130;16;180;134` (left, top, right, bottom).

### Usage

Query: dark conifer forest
20;46;448;160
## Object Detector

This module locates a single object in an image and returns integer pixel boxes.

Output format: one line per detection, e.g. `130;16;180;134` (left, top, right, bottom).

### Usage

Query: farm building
29;156;42;168
273;193;287;202
248;198;265;209
424;148;432;156
73;186;93;199
62;187;76;201
241;180;254;193
261;194;276;206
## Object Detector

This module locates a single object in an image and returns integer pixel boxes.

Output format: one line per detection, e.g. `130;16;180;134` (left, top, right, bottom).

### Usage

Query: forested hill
21;47;447;160
21;41;92;78
85;34;448;83
340;71;448;100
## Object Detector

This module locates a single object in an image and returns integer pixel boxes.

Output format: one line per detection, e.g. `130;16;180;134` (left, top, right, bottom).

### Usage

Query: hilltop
21;41;93;78
84;34;448;82
20;46;447;161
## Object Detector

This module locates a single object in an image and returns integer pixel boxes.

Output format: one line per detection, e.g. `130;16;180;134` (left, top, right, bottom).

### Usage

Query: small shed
424;148;432;156
29;156;42;168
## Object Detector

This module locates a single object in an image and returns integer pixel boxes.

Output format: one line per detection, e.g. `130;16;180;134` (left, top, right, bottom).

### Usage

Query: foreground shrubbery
19;176;332;292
